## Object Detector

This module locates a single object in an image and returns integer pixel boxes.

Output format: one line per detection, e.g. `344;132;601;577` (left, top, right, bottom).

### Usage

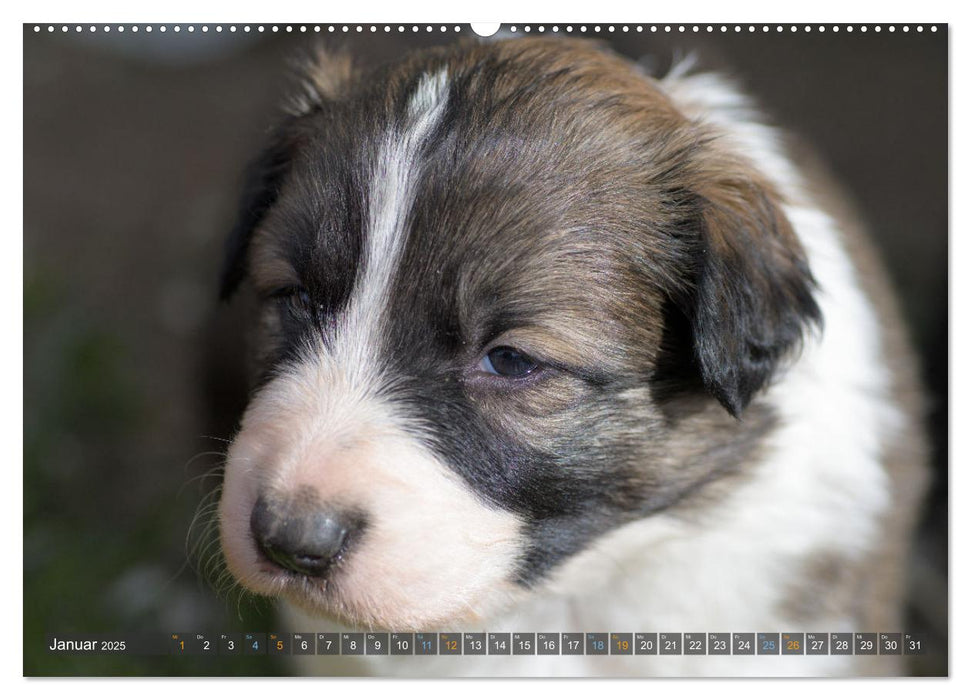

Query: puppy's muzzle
249;491;365;578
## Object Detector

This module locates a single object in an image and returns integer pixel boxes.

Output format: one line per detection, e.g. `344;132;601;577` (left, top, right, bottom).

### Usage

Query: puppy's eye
479;346;539;377
269;286;312;315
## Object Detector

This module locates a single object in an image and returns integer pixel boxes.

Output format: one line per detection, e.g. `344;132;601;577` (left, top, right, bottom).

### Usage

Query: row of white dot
32;24;939;34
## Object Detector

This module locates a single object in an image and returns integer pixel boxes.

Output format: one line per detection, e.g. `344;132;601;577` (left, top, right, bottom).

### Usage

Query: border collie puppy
217;38;928;676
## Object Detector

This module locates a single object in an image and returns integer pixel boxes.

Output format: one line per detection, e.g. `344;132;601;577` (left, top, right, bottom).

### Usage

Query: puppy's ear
686;166;821;417
220;48;355;300
219;121;300;300
287;46;357;117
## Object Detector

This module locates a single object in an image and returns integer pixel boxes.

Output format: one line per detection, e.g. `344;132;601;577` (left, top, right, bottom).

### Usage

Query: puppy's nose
250;493;362;577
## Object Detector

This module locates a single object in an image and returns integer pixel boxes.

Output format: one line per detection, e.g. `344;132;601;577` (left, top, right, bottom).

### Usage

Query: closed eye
267;285;313;318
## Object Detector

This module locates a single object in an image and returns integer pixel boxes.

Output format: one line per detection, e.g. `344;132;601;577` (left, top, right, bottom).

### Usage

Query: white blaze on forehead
341;69;449;361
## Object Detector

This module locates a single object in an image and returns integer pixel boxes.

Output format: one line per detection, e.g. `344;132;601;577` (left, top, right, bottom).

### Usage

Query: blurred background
23;23;947;676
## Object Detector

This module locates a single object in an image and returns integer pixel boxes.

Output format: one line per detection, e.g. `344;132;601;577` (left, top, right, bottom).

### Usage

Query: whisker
198;435;235;445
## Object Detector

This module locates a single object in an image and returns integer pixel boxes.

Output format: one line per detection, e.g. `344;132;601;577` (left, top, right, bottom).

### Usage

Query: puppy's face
218;39;819;630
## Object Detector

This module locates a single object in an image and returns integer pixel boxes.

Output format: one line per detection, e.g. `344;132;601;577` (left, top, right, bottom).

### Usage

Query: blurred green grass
24;269;285;676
